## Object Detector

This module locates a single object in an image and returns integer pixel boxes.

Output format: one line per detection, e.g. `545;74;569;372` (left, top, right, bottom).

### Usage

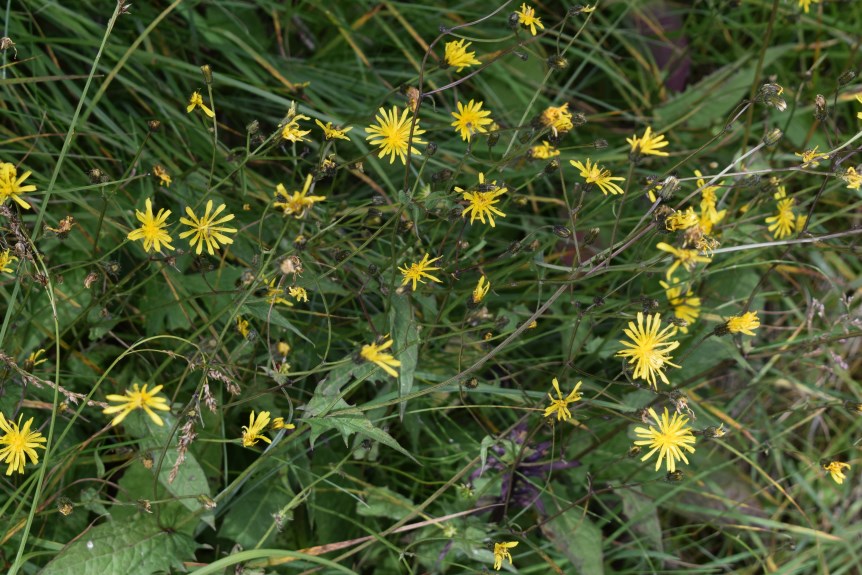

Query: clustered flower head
127;198;174;253
633;407;697;473
443;39;480;72
656;242;712;279
0;249;18;274
570;158;625;195
515;3;544;35
765;189;798;239
186;90;214;117
0;413;47;475
725;311;760;336
103;383;171;427
540;103;573;136
493;541;518;571
457;172;507;227
399;253;443;290
627;126;669;158
179;199;238;255
274;174;326;219
0;161;36;209
365;105;427;165
530;141;559;159
616;312;681;388
242;410;272;447
450;99;493;142
544;378;583;421
472;275;490;304
822;460;850;484
281;101;311;143
660;278;700;334
315;119;352;141
360;338;401;378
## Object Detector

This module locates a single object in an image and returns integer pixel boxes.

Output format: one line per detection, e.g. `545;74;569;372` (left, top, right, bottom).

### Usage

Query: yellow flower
665;207;698;231
450;99;493;142
277;341;291;357
315;119;352;141
842;166;862;190
799;0;820;13
544;378;583;421
152;164;172;187
24;349;47;369
178;199;237;255
857;93;862;120
289;286;308;302
103;383;171;427
540;103;573;136
570;158;625;196
186;90;214;117
695;170;726;235
656;242;711;278
271;417;296;431
457;172;507;227
0;413;47;476
795;146;828;168
443;39;480;72
360;338;401;378
472;275;490;304
237;315;250;338
399;253;443;290
795;213;808;233
365;105;427;165
726;311;760;336
822;460;850;484
0;249;18;274
627;126;670;157
633;407;696;472
0;161;35;209
765;198;796;239
242;410;272;448
493;541;518;571
265;277;293;307
281;114;311;143
127;198;174;253
530;141;559;159
616;312;681;388
274;174;326;218
659;278;700;334
515;3;544;35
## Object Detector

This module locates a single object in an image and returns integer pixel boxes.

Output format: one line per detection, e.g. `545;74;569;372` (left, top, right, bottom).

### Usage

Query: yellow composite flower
655;242;712;278
842;166;862;190
360;338;401;378
289;286;308;302
450;99;493;142
659;277;701;334
457;172;507;227
274;174;326;218
103;383;171;427
186;90;214;117
0;413;47;476
365;105;427;165
127;198;174;253
271;417;295;431
472;275;490;304
237;315;250;338
242;410;272;448
152;164;172;187
178;199;237;255
665;207;698;232
627;126;670;157
633;407;697;473
515;3;544;35
530;141;559;159
24;348;48;369
443;39;480;72
281;113;311;143
0;249;18;274
399;253;443;290
822;460;850;484
570;158;625;196
695;170;727;235
544;378;583;421
725;310;760;336
540;103;573;136
799;0;820;13
265;277;293;307
857;94;862;120
616;312;681;389
765;198;796;239
0;161;35;209
315;119;353;141
493;541;518;571
795;146;829;168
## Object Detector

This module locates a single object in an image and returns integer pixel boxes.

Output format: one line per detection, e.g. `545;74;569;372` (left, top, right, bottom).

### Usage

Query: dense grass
2;0;862;573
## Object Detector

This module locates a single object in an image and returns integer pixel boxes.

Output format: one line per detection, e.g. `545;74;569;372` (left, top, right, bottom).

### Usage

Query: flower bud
553;225;571;238
755;82;786;112
814;94;827;120
200;64;213;85
838;69;857;87
762;127;783;146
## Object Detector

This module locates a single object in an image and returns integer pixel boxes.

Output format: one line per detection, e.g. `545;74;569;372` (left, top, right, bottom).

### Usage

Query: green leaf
242;303;313;344
218;483;294;549
619;486;663;553
389;294;419;419
40;515;196;575
355;486;413;520
541;508;604;575
306;413;416;462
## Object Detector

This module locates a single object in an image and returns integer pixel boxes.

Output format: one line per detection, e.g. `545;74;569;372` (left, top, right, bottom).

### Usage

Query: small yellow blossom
660;278;700;334
655;242;712;278
540;103;573;136
24;349;48;368
695;170;726;235
179;200;237;255
530;141;559;159
152;164;172;187
795;214;808;233
289;286;308;302
515;3;544;35
0;249;18;274
570;158;625;195
0;413;47;475
616;312;681;388
265;277;293;307
443;39;480;72
186;90;214;117
399;253;443;290
627;126;670;157
493;541;518;571
277;341;291;357
281;114;311;143
271;417;296;431
0;161;35;209
726;311;760;336
842;166;862;190
528;320;538;329
237;316;250;338
127;198;174;253
857;94;862;120
451;99;494;142
361;338;401;378
633;407;696;473
544;378;583;421
472;275;490;304
365;105;427;165
315;119;353;141
103;383;171;427
795;146;829;168
241;410;272;447
798;0;821;13
665;207;699;231
457;172;507;227
765;198;796;239
823;460;850;484
274;174;326;218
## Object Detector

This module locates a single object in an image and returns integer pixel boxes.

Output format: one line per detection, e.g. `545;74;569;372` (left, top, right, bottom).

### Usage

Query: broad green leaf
355;486;413;520
306;413;416;462
541;507;604;575
619;486;663;553
389;294;419;419
218;483;294;549
242;303;313;344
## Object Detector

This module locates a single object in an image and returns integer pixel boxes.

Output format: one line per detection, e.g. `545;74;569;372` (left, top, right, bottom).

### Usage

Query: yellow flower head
103;383;171;427
178;199;237;255
795;146;829;168
0;249;18;274
842;166;862;190
271;417;296;431
493;541;518;571
530;141;559;160
725;311;760;336
0;161;35;209
627;126;670;157
456;172;507;227
765;198;796;239
472;275;490;304
365;106;427;165
570;158;625;196
695;170;727;235
237;315;250;338
186;90;215;117
152;164;172;187
616;312;681;388
823;460;850;484
540;103;573;136
0;413;47;475
660;277;701;334
242;410;272;448
265;277;293;307
399;253;443;290
665;207;698;232
451;99;494;142
633;407;696;472
655;242;712;279
360;338;401;378
443;39;481;72
274;174;326;219
127;198;174;253
281;109;311;143
544;378;583;421
23;348;48;369
314;119;353;141
799;0;821;13
289;286;308;302
515;3;544;35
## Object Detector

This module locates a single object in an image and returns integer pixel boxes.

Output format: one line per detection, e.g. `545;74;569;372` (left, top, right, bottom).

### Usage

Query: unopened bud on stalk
755;82;786;112
200;64;213;85
763;127;783;146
